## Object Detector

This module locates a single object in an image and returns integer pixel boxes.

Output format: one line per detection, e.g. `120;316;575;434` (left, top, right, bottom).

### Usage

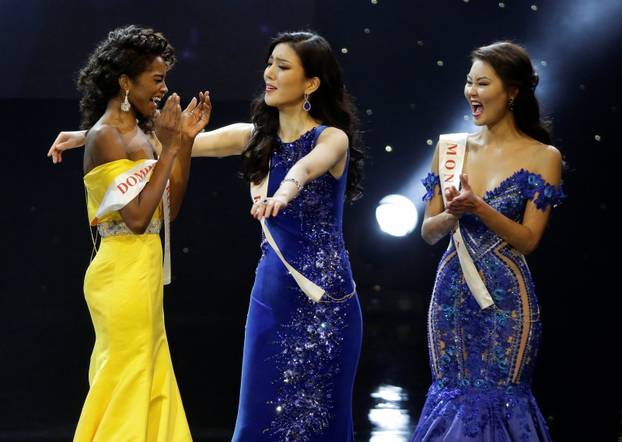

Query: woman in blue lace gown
414;42;564;441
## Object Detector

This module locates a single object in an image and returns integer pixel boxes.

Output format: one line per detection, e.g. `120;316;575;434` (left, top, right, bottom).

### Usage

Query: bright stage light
375;194;418;237
368;384;412;440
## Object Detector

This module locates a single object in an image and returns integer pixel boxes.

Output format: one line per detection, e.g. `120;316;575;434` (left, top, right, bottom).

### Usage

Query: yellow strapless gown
75;159;191;441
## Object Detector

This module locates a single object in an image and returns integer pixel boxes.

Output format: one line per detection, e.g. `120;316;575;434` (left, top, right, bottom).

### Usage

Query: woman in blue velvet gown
414;42;564;441
234;123;362;441
230;32;364;441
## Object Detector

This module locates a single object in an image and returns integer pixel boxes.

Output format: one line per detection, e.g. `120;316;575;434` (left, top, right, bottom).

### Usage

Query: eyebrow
467;75;491;81
269;56;291;64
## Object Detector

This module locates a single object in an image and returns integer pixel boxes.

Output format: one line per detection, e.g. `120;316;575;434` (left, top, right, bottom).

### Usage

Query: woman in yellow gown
70;26;210;441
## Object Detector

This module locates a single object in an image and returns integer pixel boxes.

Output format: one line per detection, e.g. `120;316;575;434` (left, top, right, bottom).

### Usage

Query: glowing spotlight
371;385;407;402
385;145;393;152
368;384;412;440
341;47;349;54
375;195;418;237
368;408;411;434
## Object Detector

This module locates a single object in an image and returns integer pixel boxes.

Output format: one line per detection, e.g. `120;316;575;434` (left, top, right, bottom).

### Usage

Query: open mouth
470;100;483;118
150;96;162;108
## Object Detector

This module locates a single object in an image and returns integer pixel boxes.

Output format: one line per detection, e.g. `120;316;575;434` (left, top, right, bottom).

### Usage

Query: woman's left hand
445;174;483;217
180;91;212;139
251;195;288;220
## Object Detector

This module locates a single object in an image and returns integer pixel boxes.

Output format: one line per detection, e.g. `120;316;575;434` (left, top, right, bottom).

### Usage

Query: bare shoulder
531;143;562;184
540;144;562;161
86;124;128;163
530;142;561;167
317;126;349;149
87;124;125;147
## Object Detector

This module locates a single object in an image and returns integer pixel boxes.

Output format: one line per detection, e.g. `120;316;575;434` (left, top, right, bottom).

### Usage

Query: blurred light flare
375;195;418;237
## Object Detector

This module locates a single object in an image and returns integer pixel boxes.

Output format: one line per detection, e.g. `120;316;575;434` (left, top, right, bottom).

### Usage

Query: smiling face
465;59;515;126
123;56;169;118
263;42;318;109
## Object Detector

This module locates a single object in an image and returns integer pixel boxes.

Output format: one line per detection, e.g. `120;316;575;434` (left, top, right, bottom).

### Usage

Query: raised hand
155;93;182;153
47;130;87;164
180;91;212;139
445;174;482;217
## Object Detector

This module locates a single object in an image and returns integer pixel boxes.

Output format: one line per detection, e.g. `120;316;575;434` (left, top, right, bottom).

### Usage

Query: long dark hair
241;31;365;201
472;41;551;144
77;25;176;133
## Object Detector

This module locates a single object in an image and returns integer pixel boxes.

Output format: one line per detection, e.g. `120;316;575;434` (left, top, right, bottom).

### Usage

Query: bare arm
150;133;193;221
461;146;562;255
48;130;87;163
190;123;253;157
421;143;459;245
159;92;211;220
167;135;193;220
48;123;250;161
252;127;349;219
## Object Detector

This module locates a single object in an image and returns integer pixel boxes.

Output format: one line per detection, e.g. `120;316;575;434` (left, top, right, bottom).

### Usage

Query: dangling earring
303;93;311;112
508;97;515;112
121;89;131;112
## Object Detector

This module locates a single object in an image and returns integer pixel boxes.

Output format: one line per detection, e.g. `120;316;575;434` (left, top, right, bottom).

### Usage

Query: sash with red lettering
92;159;172;285
439;133;494;309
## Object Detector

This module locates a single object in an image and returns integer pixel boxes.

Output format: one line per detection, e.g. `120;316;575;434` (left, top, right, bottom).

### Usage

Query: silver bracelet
281;177;303;192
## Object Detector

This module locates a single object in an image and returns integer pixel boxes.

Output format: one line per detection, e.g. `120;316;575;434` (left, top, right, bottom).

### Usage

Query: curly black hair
241;31;365;202
77;25;176;133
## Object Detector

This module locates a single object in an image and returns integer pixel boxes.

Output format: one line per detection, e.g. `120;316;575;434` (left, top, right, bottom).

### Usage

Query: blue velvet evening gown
232;126;362;442
413;169;565;441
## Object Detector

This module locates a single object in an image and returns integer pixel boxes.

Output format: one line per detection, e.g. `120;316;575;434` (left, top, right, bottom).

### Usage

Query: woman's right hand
444;185;465;218
47;130;86;164
155;93;182;155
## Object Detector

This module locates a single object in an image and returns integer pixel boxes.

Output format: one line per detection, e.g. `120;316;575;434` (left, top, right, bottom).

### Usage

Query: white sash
439;133;494;309
96;159;172;285
250;176;325;303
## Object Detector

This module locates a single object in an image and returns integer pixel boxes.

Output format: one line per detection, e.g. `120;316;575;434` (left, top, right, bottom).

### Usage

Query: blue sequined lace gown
413;169;564;441
232;126;362;442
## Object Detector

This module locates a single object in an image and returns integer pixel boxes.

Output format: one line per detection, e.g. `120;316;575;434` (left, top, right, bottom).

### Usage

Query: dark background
1;0;618;440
